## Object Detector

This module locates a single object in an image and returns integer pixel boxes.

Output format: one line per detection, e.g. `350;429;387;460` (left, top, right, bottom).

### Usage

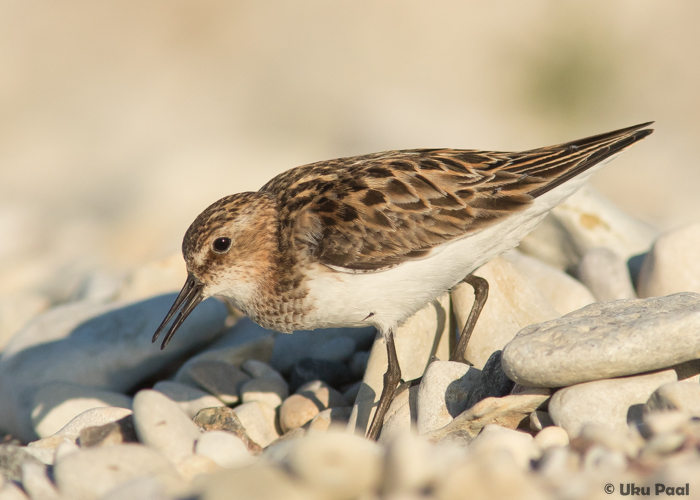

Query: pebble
279;381;345;433
240;359;285;381
232;401;279;447
54;439;80;462
0;293;227;443
307;407;353;433
288;358;352;392
576;247;637;301
469;424;537;469
31;381;132;439
463;350;515;410
131;389;202;464
30;407;133;449
175;454;221;483
99;477;171;500
348;351;370;379
638;223;700;298
582;444;627;472
549;369;678;437
534;426;570;449
152;380;224;418
0;445;42;482
642;410;690;437
378;384;419;443
53;443;184;500
78;415;137;448
21;461;60;500
347;293;452;437
416;361;480;434
504;250;595;315
181;360;250;405
644;381;700;415
310;336;356;363
240;377;289;409
282;432;383;500
192;406;262;454
502;293;700;387
451;257;560;368
195;430;253;468
529;410;554;431
0;476;29;500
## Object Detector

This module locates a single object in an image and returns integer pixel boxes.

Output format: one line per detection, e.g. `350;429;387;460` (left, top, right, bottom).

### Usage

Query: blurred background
0;0;698;318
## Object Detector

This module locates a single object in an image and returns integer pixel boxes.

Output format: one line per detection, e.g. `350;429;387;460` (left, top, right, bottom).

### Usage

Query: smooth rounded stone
577;422;643;458
348;351;370;379
451;257;560;368
582;444;627;472
21;461;59;500
152;380;224;418
113;253;186;303
288;358;352;393
195;430;253;469
232;401;279;448
537;445;580;480
262;428;307;460
240;377;289;409
269;326;376;374
283;432;383;500
576;247;636;301
502;292;700;388
426;392;549;445
193;463;321;500
534;426;569;449
347;293;451;436
132;390;202;464
54;439;80;462
416;361;480;434
180;360;250;405
0;445;43;482
644;381;700;416
504;250;595;315
378;385;419;444
21;445;54;465
308;407;353;434
0;294;227;442
54;444;184;500
280;380;346;433
240;359;284;382
642;432;686;457
0;292;49;352
99;477;171;500
192;407;261;455
309;336;356;363
462;350;515;411
638;223;700;298
468;424;537;468
0;477;29;500
78;415;137;448
549;369;678;437
529;410;554;431
518;185;659;271
642;410;690;437
31;382;132;438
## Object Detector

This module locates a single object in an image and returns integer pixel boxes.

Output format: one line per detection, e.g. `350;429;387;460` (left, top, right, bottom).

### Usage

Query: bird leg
366;328;401;441
450;274;489;364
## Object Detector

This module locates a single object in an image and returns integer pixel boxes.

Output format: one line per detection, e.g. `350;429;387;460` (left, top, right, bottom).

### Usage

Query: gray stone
0;294;227;442
348;351;370;379
240;360;284;382
310;336;356;363
416;361;481;434
240;377;289;409
192;406;261;455
288;358;352;392
195;430;253;468
502;293;700;387
644;381;700;416
53;444;183;500
180;360;250;405
132;389;201;464
152;380;224;418
549;369;678;437
31;381;132;438
451;257;560;369
638;223;700;298
232;401;279;448
577;247;636;301
463;350;515;410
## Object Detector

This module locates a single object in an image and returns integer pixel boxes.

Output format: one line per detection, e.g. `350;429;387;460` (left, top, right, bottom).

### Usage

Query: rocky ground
1;185;700;500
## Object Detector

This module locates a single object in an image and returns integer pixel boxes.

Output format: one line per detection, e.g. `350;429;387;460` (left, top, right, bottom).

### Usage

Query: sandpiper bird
153;122;653;439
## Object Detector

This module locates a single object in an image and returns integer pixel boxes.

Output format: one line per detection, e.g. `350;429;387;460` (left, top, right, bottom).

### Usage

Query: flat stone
638;223;700;298
152;380;224;418
426;393;549;445
240;360;285;381
288;358;352;392
462;350;515;410
240;377;289;409
505;250;595;315
503;293;700;387
534;426;569;449
53;444;183;500
38;407;133;445
0;445;42;482
78;415;137;448
644;382;700;416
180;360;250;405
0;293;227;442
232;401;279;448
549;369;678;437
132;389;202;464
279;380;345;433
451;257;560;368
31;382;132;438
416;361;481;434
195;430;253;468
310;336;356;363
577;247;636;301
347;293;451;436
192;406;261;455
308;407;353;434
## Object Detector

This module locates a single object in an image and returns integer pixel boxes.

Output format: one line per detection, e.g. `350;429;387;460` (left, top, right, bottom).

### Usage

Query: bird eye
212;237;232;253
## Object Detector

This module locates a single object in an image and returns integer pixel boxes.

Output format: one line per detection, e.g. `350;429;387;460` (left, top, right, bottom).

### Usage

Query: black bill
152;273;204;350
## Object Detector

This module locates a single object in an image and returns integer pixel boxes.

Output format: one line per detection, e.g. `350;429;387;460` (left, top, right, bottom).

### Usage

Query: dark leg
366;328;401;441
450;274;489;364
